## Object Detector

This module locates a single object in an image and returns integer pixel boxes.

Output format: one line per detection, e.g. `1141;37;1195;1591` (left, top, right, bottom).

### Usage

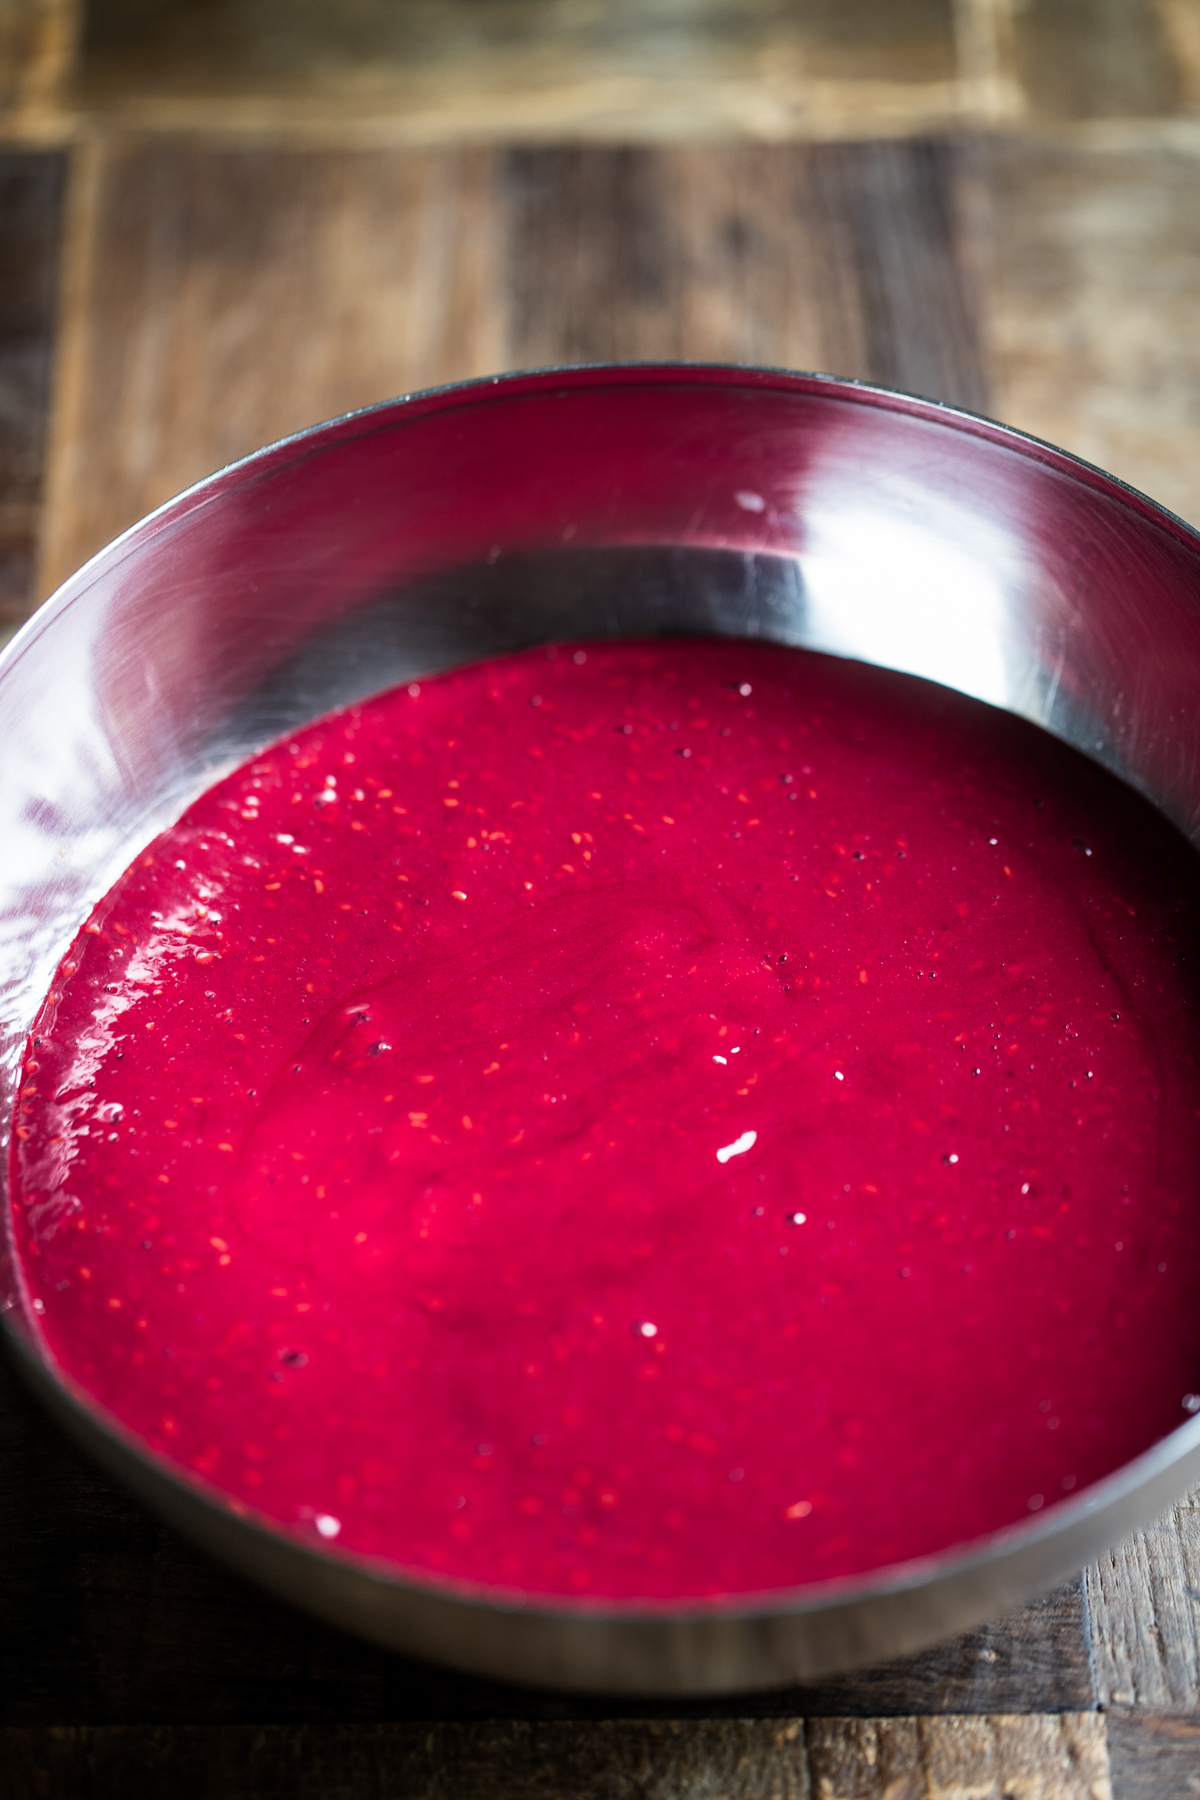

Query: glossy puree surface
11;640;1200;1601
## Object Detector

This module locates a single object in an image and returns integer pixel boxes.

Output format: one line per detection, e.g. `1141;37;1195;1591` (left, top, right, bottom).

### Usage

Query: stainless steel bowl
5;363;1200;1696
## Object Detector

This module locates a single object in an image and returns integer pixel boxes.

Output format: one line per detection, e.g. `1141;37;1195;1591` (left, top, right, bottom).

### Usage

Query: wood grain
39;135;503;597
806;1714;1111;1799
69;0;984;144
506;140;987;412
0;1714;1111;1800
1087;1488;1200;1710
80;0;961;94
1106;1711;1200;1799
802;136;987;408
986;134;1200;529
0;148;63;633
15;0;1200;144
39;135;988;596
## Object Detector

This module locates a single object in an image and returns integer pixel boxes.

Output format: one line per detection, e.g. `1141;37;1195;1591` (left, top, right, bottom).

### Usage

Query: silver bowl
4;363;1200;1696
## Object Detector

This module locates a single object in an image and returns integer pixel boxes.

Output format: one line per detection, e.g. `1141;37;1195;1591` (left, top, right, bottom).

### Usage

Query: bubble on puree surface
12;639;1200;1600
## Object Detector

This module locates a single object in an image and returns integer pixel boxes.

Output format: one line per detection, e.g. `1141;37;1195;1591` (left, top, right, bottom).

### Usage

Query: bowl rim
7;358;1200;684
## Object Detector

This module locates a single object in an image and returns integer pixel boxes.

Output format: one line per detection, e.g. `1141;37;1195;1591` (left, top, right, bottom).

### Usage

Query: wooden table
4;4;1200;1793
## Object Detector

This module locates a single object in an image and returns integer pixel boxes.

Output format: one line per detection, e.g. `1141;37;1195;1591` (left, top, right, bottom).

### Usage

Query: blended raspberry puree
11;640;1200;1601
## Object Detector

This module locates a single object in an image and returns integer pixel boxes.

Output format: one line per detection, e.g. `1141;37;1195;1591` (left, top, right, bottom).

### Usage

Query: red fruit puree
11;640;1200;1602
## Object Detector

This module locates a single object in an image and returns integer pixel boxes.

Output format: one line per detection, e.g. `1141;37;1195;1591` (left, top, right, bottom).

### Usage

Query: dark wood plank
0;149;64;635
0;1714;1110;1800
780;1581;1094;1718
0;1345;1093;1727
1106;1711;1200;1799
506;140;989;413
805;137;988;411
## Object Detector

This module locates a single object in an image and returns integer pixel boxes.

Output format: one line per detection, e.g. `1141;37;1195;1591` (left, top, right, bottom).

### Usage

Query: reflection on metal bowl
4;364;1200;1696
